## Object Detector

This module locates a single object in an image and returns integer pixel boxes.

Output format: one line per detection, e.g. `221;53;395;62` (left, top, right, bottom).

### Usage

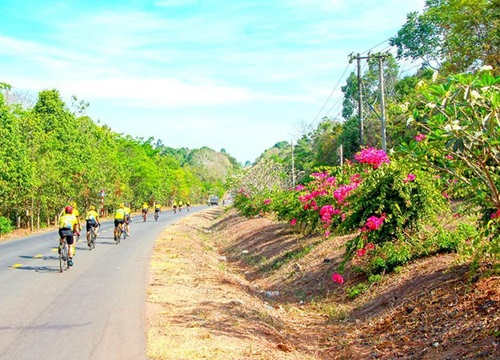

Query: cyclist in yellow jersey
85;205;101;248
60;202;82;234
114;204;126;235
123;203;131;235
178;200;183;212
70;201;82;234
172;200;178;213
59;206;78;266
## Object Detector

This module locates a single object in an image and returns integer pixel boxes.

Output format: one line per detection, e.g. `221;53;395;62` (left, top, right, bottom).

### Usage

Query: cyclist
123;203;131;235
172;200;177;214
85;205;101;248
60;202;82;238
186;200;190;211
59;206;78;266
154;203;161;219
178;200;183;212
114;203;126;239
142;202;148;221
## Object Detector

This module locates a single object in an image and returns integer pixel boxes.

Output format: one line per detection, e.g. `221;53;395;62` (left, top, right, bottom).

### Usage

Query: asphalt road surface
0;206;205;360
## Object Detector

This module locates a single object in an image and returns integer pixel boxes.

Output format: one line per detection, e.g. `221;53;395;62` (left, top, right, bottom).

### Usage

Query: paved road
0;206;205;360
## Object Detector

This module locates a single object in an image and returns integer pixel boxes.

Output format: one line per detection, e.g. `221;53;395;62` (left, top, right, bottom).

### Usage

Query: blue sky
0;0;424;164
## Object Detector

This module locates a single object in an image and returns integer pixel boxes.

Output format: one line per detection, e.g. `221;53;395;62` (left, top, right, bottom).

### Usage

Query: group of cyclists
172;200;190;213
58;200;191;267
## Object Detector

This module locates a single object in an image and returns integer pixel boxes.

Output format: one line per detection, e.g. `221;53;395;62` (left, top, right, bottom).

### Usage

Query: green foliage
341;159;448;258
346;283;369;299
0;85;238;228
401;69;500;262
390;0;500;74
0;216;13;235
361;226;469;275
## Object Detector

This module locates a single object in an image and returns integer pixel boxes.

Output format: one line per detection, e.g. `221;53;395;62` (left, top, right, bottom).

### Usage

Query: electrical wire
310;62;353;126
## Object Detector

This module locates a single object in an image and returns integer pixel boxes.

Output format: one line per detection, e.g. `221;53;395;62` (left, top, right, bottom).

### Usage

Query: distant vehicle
209;196;219;206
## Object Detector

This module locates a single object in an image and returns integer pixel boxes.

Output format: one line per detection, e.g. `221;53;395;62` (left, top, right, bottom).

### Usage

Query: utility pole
349;52;389;150
349;53;371;146
291;140;296;188
378;56;387;152
339;144;343;166
356;54;364;146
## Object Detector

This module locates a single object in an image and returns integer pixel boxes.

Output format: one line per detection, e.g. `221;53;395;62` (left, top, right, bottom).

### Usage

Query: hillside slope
146;207;499;359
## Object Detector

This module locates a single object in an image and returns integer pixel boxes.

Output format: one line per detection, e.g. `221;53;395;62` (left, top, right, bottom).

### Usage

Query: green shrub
0;216;13;235
346;283;369;299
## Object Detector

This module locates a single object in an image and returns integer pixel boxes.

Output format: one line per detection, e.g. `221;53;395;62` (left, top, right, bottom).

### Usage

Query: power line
325;95;343;119
361;36;393;55
310;62;353;126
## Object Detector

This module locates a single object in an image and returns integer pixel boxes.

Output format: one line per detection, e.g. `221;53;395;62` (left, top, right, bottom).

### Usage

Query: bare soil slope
146;207;499;359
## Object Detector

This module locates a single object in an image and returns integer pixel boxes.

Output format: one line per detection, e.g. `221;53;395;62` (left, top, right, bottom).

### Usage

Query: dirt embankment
146;207;499;360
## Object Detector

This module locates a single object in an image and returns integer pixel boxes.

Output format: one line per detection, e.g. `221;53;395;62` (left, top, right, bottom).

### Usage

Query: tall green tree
390;0;500;74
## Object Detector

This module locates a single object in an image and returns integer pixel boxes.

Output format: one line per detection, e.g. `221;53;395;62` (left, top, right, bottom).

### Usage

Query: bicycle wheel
115;227;121;244
59;244;64;272
59;243;68;272
89;230;96;250
123;226;127;240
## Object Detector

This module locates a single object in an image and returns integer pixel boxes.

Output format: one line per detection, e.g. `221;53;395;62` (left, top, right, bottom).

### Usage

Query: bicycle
142;212;147;222
59;237;70;272
154;211;159;221
88;225;98;250
114;223;123;245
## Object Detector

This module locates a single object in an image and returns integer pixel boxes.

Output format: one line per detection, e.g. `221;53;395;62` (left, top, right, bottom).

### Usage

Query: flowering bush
233;148;456;280
401;69;500;262
337;156;448;269
354;147;390;169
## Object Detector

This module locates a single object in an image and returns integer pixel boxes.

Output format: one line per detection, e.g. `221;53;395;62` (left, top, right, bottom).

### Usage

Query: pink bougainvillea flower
295;184;305;191
415;133;426;142
365;242;375;251
356;248;367;257
263;198;272;205
445;154;454;160
290;218;297;226
326;176;337;185
403;173;416;183
354;148;390;169
334;183;359;204
324;230;331;237
491;210;500;220
442;192;450;199
332;273;344;284
364;214;386;231
350;173;362;184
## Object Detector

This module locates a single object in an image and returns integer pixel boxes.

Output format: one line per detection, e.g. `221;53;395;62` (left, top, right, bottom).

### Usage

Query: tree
390;0;500;74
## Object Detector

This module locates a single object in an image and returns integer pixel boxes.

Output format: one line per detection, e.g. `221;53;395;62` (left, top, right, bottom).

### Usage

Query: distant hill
186;146;240;182
254;141;290;164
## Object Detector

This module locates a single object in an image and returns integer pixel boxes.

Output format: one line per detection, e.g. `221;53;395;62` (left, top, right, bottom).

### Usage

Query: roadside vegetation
0;86;238;234
228;0;499;284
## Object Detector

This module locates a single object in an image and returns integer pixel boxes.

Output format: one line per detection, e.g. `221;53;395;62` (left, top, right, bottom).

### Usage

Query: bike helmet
65;206;73;214
89;205;96;210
